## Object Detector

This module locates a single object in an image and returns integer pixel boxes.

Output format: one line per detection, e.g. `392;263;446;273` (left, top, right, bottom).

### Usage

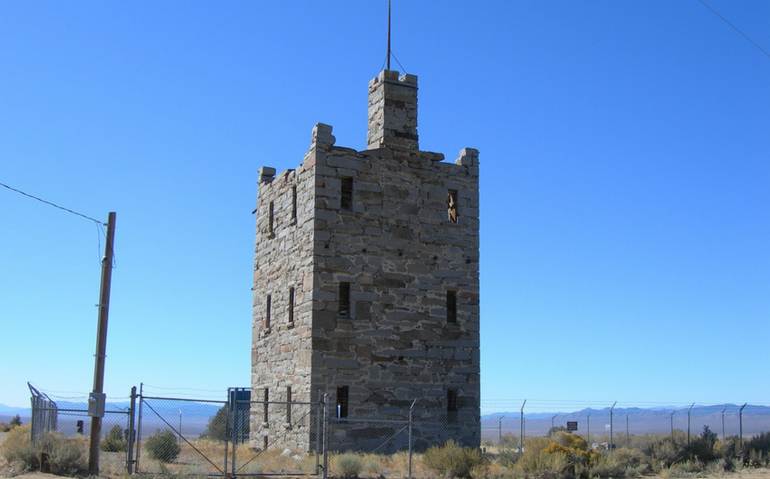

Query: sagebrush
145;429;181;462
101;424;127;452
0;424;87;476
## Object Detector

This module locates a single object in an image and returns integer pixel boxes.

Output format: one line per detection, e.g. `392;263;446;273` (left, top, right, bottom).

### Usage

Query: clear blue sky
1;1;768;412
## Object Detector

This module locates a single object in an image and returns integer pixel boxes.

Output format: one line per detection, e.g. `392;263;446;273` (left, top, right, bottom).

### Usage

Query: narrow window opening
447;389;458;421
291;186;297;222
263;388;269;424
336;386;349;418
288;287;295;325
268;201;275;234
338;282;350;318
265;294;272;329
447;290;457;323
341;177;353;210
286;386;292;424
447;190;459;223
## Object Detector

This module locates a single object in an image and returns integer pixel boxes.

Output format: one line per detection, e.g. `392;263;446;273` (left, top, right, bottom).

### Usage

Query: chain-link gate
135;390;327;478
136;395;230;476
231;396;324;477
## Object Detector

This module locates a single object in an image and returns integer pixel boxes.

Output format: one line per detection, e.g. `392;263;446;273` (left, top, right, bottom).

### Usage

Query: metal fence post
223;396;230;478
316;391;322;475
721;407;726;440
609;401;617;451
135;383;144;473
739;403;747;449
29;395;36;444
223;410;229;478
586;413;591;446
687;403;694;445
408;399;416;479
126;386;137;474
322;393;329;479
231;401;237;478
498;415;504;444
626;415;629;446
670;411;675;442
519;399;526;456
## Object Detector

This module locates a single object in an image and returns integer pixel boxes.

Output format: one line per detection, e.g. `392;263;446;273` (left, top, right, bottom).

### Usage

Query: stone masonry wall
252;70;480;452
367;70;418;151
309;134;480;451
250;127;325;451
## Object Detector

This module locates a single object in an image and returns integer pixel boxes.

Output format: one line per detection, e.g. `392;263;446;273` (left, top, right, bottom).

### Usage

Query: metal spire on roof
386;0;392;70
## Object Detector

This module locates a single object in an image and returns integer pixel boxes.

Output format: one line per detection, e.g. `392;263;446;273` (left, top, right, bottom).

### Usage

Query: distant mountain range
481;404;770;439
3;402;768;440
1;400;222;416
0;404;30;416
483;404;770;421
0;399;224;439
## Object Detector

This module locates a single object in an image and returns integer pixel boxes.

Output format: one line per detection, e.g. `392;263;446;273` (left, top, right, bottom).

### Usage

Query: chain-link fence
28;384;132;476
26;383;770;478
133;393;325;477
477;404;770;453
136;396;229;476
233;398;321;476
28;383;57;443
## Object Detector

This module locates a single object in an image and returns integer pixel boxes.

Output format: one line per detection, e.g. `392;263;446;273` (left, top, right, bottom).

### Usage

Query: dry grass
653;467;770;479
136;439;317;476
5;429;770;479
133;441;770;479
135;439;434;478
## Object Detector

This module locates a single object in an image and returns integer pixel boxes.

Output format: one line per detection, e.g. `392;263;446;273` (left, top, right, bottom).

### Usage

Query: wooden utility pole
88;211;116;475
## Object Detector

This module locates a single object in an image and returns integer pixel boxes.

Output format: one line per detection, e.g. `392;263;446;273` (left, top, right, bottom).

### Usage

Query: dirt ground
11;471;770;478
3;468;770;479
2;431;770;478
666;471;770;479
649;471;770;479
8;474;65;479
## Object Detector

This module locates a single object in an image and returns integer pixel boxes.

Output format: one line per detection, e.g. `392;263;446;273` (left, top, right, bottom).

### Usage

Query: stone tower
251;69;480;452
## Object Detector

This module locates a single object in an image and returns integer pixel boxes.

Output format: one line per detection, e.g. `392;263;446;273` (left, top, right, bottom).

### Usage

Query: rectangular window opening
341;177;353;210
263;388;269;423
338;282;350;318
268;201;275;234
288;287;295;325
336;386;349;418
286;386;292;424
447;290;457;323
265;294;272;329
447;189;459;223
291;186;297;222
447;389;458;421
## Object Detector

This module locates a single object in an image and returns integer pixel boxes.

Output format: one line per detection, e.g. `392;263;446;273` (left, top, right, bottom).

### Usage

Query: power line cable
0;181;105;225
142;384;226;393
696;0;770;61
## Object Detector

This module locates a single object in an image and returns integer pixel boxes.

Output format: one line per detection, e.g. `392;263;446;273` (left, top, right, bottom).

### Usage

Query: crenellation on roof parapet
259;166;276;183
455;148;479;167
311;123;336;149
370;69;418;89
